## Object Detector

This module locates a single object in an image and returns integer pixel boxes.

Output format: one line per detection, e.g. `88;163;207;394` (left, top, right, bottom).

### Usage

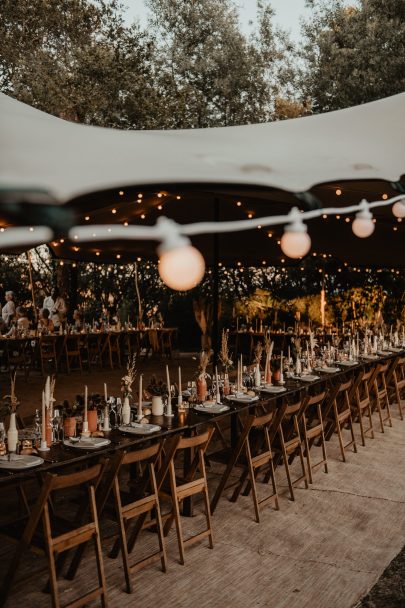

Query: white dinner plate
226;394;259;404
338;360;358;367
0;454;44;470
118;423;161;435
63;438;111;450
194;403;230;414
292;375;320;382
259;385;287;394
314;367;341;374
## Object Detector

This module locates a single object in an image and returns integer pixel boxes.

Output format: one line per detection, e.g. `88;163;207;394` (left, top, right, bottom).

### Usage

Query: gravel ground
357;546;405;608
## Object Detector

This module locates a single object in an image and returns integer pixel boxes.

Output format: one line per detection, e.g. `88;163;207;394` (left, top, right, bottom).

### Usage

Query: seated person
72;307;83;331
38;308;54;333
16;306;30;331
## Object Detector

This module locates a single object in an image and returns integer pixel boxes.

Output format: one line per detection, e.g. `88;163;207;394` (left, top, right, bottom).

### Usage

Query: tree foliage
0;0;300;128
302;0;405;112
0;0;157;127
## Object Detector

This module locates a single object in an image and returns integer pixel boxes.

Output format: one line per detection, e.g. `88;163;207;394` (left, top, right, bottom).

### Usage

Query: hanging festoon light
280;207;311;258
158;239;205;291
351;199;375;238
157;218;205;291
392;199;405;218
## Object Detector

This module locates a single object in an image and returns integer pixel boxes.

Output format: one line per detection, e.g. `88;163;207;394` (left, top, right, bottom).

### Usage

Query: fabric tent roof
0;91;404;202
0;92;404;268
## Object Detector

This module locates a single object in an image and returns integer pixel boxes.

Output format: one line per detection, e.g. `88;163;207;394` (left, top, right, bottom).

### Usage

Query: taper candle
104;382;108;402
84;385;88;422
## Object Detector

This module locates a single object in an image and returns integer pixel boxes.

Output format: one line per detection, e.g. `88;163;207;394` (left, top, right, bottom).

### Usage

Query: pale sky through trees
123;0;311;41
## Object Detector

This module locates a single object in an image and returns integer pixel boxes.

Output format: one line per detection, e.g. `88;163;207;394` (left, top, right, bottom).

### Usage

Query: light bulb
159;244;205;291
352;200;374;238
280;207;311;258
392;200;405;218
352;217;375;238
281;231;311;258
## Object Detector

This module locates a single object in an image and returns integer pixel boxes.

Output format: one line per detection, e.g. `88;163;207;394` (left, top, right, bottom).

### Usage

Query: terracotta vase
64;416;76;438
197;377;207;402
265;366;272;384
223;373;230;396
45;411;53;446
87;410;98;432
273;369;281;383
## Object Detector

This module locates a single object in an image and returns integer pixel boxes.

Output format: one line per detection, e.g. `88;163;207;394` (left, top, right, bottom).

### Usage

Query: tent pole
26;250;38;324
213;197;220;368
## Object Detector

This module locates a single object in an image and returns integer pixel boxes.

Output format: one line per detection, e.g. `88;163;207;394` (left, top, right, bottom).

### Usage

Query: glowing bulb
236;201;242;207
392;200;405;218
382;193;388;200
112;208;117;214
159;245;205;291
280;207;311;258
85;216;90;221
336;189;342;196
352;200;375;238
119;190;124;196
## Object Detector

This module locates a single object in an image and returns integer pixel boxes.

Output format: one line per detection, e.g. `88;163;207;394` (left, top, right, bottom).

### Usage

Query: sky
123;0;311;41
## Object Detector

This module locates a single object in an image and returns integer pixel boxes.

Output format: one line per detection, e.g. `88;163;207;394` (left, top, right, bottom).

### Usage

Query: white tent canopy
1;92;404;203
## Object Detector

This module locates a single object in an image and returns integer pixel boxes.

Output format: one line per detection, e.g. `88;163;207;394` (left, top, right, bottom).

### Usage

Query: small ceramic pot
152;396;164;416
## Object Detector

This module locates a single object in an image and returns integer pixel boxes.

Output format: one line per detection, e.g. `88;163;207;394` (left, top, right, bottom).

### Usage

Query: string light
112;208;117;214
119;190;124;196
85;216;90;221
392;200;405;218
280;207;311;258
382;193;388;200
352;200;375;238
336;189;342;196
236;201;242;207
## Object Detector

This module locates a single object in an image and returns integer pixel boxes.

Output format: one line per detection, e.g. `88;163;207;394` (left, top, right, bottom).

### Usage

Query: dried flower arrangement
0;373;20;419
219;329;233;370
121;354;137;398
198;350;211;380
253;341;263;365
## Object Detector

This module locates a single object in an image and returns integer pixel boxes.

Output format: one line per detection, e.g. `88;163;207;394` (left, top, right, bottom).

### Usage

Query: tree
0;0;157;127
302;0;405;113
146;0;297;127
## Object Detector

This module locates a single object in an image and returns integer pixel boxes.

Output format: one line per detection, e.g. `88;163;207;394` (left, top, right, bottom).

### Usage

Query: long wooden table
0;350;401;488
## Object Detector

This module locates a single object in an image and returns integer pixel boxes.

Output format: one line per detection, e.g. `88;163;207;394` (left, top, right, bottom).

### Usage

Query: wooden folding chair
62;334;83;374
101;333;122;369
39;335;58;376
350;367;375;446
164;429;214;564
302;391;328;483
371;362;393;432
86;333;103;369
109;443;167;593
210;405;285;520
228;410;280;523
276;399;309;501
329;379;357;462
124;331;141;363
159;329;174;358
387;356;405;420
0;463;107;608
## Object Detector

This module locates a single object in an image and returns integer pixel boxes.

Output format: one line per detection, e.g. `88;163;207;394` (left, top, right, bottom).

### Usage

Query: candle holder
39;439;50;452
165;394;174;417
81;420;91;438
